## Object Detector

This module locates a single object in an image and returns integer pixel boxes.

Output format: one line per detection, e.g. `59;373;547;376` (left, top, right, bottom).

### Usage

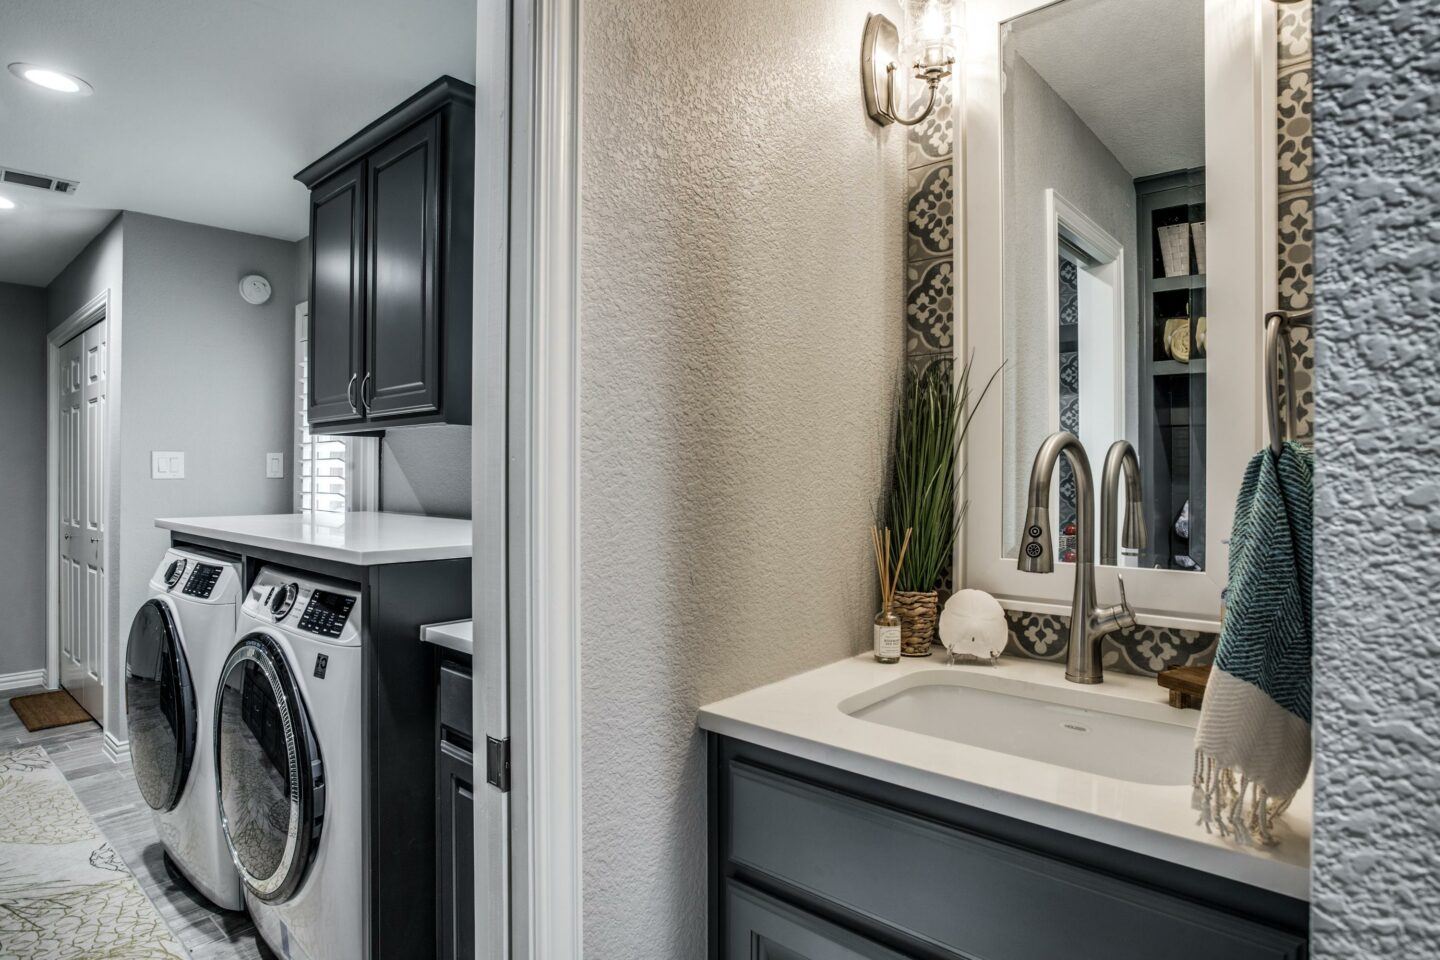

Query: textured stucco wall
1311;0;1440;955
579;0;906;952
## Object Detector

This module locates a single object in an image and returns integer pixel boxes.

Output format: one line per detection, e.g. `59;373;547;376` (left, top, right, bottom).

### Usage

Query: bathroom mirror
963;0;1274;625
1000;0;1206;573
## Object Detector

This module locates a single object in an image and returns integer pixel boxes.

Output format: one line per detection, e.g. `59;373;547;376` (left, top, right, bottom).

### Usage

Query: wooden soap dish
1157;665;1211;710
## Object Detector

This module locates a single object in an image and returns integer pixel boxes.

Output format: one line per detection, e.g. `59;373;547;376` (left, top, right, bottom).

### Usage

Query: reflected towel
1193;441;1312;845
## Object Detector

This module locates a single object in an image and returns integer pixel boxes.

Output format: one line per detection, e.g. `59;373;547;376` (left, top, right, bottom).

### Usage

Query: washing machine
124;546;245;910
213;566;362;960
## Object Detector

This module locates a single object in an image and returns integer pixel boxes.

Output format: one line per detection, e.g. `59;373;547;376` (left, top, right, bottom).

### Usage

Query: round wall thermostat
239;274;272;305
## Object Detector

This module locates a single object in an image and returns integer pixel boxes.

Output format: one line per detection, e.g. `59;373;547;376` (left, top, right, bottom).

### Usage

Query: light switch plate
266;452;285;479
152;451;185;480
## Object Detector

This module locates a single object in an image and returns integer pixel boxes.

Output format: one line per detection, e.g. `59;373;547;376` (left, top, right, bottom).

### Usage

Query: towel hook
1263;309;1313;456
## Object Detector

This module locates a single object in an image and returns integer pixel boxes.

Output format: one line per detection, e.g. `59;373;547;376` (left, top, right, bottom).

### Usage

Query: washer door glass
125;598;195;812
214;633;323;902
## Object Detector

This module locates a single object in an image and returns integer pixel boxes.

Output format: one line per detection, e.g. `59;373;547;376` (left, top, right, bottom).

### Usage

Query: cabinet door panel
439;741;475;960
308;162;366;427
365;115;441;420
726;882;914;960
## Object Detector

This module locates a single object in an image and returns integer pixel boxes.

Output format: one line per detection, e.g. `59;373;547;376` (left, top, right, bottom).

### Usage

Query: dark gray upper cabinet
307;162;366;428
297;77;475;434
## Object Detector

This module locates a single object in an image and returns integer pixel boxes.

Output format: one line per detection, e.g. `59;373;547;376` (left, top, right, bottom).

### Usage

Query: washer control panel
298;590;357;639
152;548;239;604
245;566;362;645
182;563;224;599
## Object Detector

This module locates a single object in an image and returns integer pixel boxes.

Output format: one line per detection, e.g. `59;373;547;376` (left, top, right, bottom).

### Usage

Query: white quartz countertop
156;512;472;565
698;653;1312;901
421;619;473;656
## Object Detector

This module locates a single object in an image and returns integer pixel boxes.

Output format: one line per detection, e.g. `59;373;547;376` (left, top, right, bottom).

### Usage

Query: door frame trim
471;0;583;953
45;289;117;737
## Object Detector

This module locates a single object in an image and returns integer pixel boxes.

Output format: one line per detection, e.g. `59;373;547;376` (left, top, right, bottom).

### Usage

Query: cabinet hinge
486;736;511;793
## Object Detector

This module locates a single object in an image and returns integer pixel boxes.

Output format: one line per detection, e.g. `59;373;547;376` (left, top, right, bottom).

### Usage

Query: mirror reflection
1001;0;1207;572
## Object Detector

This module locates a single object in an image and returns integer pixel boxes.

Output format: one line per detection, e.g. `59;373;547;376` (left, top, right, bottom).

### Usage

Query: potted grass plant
887;355;997;656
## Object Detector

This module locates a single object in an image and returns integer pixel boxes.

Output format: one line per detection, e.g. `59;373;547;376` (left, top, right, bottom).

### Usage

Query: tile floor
0;688;274;959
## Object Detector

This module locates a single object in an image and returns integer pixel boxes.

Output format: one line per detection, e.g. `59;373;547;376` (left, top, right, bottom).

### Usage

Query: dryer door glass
125;598;196;812
214;633;323;903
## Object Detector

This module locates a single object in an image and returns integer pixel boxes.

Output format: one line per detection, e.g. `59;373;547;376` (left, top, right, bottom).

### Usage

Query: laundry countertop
420;619;473;656
156;511;472;565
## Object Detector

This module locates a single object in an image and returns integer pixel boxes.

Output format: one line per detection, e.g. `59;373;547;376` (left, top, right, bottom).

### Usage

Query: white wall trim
507;0;584;954
0;670;49;692
46;289;116;730
102;730;129;764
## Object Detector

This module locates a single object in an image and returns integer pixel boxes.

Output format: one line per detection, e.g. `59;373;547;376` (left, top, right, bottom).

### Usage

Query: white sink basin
847;678;1195;786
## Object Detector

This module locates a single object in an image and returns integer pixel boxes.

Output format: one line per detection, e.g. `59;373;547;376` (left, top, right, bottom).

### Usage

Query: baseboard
102;731;129;764
0;669;48;692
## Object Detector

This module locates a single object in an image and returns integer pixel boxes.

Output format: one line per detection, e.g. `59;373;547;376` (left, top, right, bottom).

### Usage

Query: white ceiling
1008;0;1204;179
0;0;476;287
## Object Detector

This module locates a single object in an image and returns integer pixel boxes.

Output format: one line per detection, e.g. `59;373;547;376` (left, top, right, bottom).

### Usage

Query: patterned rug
0;746;186;959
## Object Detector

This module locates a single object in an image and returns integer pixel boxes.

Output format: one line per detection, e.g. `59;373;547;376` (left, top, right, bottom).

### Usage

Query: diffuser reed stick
871;525;912;663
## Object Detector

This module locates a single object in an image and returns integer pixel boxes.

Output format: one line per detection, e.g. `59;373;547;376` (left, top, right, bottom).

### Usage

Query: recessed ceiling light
7;62;93;95
0;195;16;211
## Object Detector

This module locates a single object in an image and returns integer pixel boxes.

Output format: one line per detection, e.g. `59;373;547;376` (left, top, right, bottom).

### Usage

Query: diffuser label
874;624;901;660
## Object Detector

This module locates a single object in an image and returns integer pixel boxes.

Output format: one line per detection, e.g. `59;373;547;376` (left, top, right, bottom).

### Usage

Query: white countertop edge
421;619;474;656
699;693;1311;903
156;514;473;565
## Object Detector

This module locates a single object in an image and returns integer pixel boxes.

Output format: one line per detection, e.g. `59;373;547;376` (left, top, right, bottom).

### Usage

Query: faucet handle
1112;573;1136;631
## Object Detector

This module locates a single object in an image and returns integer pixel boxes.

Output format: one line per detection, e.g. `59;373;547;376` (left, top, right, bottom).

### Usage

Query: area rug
8;691;94;733
0;746;186;959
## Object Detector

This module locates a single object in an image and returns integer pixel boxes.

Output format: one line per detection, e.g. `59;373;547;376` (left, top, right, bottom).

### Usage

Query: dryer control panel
244;567;362;645
150;548;240;605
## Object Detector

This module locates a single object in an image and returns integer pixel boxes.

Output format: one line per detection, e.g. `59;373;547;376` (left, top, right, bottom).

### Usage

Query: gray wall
0;283;49;678
292;234;472;518
1001;53;1139;551
1312;0;1440;954
578;0;906;952
47;212;297;739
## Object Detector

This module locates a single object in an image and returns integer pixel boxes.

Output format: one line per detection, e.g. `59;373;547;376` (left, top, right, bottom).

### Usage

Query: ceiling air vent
0;166;80;195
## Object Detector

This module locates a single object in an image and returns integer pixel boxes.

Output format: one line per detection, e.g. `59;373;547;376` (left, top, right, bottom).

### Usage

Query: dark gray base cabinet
709;736;1308;960
297;76;476;434
437;659;476;960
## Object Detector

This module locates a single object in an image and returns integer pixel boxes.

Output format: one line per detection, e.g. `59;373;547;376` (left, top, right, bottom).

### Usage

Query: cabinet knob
347;373;358;414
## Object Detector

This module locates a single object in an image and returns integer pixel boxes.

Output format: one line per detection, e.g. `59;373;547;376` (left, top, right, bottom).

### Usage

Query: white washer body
219;567;363;960
126;547;244;910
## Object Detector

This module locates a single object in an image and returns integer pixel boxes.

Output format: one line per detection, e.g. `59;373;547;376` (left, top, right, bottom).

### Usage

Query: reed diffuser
870;525;912;663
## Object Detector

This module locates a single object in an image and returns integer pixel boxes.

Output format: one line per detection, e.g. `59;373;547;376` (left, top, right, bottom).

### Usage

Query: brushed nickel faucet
1017;432;1137;684
1100;440;1146;566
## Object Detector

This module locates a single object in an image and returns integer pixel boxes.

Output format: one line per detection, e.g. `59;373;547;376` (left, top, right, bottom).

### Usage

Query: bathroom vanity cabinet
709;736;1308;960
297;76;475;434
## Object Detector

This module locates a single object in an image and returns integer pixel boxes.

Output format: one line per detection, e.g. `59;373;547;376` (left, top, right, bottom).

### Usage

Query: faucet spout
1017;431;1136;684
1100;440;1145;566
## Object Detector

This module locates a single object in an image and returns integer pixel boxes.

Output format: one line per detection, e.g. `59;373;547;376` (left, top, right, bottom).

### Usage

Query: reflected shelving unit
1136;168;1205;572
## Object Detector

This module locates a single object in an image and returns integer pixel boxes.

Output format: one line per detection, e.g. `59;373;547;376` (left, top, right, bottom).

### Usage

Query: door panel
725;882;915;960
309;162;367;427
58;323;104;723
365;116;441;420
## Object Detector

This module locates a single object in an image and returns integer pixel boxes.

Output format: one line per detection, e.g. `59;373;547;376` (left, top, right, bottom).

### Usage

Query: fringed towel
1194;440;1313;846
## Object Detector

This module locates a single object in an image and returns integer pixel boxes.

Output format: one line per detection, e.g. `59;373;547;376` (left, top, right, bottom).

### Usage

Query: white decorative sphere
939;589;1008;660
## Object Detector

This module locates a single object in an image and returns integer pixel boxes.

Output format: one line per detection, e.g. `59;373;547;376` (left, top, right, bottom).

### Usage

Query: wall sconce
862;5;954;127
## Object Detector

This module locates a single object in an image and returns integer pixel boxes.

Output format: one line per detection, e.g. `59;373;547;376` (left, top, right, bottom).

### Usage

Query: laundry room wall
47;212;298;742
0;282;50;683
292;235;472;518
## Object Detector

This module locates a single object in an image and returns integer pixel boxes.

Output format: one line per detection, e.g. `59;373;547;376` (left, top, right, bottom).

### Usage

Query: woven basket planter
893;590;938;657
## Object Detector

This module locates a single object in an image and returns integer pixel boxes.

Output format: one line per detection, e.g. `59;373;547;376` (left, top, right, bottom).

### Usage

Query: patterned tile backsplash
1277;1;1315;442
1003;609;1219;678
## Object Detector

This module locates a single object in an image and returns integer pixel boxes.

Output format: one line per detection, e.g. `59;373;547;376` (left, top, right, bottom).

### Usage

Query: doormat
0;745;186;958
8;691;94;733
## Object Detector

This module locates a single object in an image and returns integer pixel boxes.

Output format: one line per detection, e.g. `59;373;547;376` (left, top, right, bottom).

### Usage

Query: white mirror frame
960;0;1277;630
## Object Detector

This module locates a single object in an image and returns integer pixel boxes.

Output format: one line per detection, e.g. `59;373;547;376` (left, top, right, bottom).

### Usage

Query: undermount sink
846;675;1196;786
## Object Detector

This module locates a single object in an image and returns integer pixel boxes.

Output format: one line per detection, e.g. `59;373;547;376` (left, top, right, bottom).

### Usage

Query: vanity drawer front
724;761;1305;960
725;880;917;960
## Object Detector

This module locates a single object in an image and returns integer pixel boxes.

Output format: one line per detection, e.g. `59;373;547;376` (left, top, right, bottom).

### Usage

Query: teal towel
1194;440;1313;845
